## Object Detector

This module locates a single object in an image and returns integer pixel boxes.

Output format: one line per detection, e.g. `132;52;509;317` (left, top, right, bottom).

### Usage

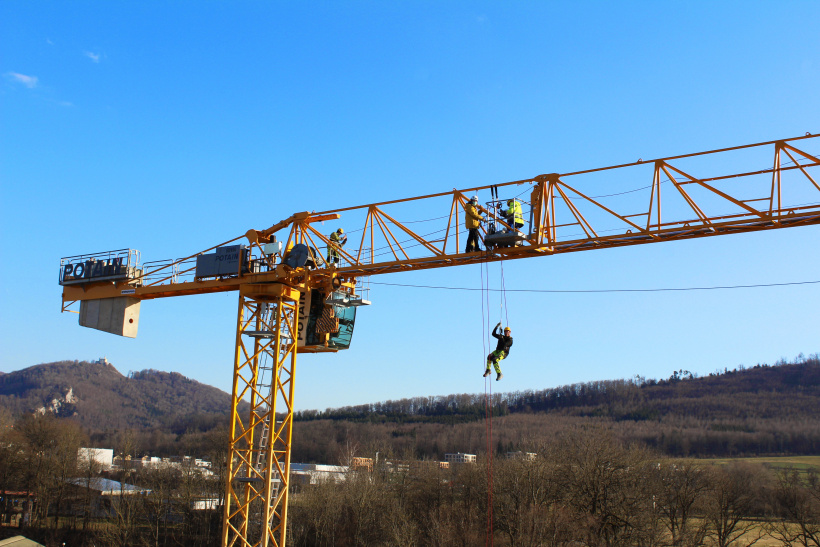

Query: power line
370;279;820;294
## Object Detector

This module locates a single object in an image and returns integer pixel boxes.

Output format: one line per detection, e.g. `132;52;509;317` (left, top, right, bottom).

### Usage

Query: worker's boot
483;369;491;378
496;372;503;381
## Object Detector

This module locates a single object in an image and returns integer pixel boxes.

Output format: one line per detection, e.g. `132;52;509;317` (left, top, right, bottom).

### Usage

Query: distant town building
444;453;476;464
64;478;150;518
351;457;373;472
383;460;446;474
78;448;114;469
289;463;348;492
191;498;220;511
137;456;162;467
507;451;537;461
0;536;45;547
109;453;213;475
67;477;148;496
0;492;34;528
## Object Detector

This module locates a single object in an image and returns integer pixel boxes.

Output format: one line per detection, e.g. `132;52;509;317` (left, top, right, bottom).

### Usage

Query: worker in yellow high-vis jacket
504;199;524;232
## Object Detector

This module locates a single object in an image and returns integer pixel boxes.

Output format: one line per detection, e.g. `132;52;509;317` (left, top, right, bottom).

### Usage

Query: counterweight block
79;297;141;338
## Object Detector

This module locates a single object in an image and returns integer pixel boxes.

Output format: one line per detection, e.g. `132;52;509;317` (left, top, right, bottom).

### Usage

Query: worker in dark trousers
464;196;485;253
484;322;512;381
327;228;347;264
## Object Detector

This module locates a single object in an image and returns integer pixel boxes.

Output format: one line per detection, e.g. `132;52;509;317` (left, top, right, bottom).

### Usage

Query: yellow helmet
337;228;344;234
504;326;511;332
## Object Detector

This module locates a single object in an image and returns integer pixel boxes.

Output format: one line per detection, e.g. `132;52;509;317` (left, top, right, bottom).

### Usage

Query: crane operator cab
262;238;370;352
296;288;369;352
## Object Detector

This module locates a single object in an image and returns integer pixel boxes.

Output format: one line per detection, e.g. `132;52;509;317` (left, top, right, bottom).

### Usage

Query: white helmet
470;195;478;202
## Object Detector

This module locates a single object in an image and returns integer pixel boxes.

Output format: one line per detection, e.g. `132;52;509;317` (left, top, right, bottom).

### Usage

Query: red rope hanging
481;261;494;546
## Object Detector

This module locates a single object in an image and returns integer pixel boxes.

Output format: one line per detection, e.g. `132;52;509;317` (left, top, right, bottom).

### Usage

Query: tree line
289;354;820;462
296;354;820;423
3;410;820;546
291;428;820;546
0;409;227;546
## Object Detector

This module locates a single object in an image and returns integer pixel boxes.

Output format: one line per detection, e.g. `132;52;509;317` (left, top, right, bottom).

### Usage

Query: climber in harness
484;322;512;381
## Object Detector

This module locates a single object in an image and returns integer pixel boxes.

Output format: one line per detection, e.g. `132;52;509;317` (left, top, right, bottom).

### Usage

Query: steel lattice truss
271;135;820;280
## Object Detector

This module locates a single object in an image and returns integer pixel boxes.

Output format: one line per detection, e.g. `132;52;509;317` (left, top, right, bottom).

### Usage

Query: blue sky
1;1;818;411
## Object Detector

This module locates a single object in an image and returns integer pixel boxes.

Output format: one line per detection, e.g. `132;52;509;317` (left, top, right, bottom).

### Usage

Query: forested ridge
296;354;820;423
291;354;820;462
0;354;818;461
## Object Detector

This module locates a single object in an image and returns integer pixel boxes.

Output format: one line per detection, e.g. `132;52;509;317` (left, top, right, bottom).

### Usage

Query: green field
697;455;820;470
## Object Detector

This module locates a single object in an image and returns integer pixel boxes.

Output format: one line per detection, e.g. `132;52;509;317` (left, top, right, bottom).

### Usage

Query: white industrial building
290;463;348;485
78;448;114;469
444;453;476;464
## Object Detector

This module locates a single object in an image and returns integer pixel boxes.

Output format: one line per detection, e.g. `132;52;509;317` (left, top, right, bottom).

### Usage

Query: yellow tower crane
59;134;820;546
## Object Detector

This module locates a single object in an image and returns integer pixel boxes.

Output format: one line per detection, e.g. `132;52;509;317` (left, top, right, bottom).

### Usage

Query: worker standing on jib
484;322;512;381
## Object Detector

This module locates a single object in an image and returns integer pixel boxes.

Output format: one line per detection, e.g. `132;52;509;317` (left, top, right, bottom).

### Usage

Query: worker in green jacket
327;228;347;264
484;323;512;381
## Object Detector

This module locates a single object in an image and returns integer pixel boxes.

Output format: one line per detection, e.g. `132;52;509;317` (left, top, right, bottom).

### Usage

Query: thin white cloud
46;38;54;45
84;51;101;63
6;72;38;88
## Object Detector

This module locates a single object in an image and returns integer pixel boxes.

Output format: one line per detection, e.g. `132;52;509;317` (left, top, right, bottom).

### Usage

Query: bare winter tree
98;478;145;547
548;427;654;547
492;455;569;546
767;468;820;547
141;464;176;547
703;462;767;547
0;408;24;526
76;446;104;533
650;460;710;547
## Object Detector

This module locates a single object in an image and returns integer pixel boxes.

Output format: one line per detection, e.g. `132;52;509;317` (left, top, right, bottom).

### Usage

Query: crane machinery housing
59;134;820;547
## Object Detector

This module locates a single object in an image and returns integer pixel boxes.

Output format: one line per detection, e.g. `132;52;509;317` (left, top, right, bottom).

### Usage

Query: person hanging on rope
484;322;512;381
464;195;485;253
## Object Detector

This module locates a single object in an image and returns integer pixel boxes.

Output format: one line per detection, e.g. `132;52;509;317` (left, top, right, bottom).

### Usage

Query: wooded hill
299;354;820;423
291;354;820;462
0;360;233;436
0;354;818;461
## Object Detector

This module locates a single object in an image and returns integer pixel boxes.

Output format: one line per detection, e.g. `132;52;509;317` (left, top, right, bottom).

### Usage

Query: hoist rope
480;260;494;546
499;261;509;327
